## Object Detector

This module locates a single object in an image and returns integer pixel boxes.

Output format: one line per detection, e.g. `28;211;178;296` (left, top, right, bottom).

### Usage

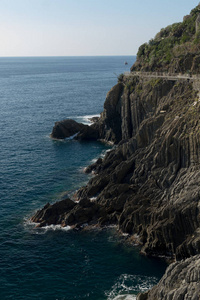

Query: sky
0;0;199;57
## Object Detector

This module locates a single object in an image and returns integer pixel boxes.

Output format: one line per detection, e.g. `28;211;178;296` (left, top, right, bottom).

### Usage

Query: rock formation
51;118;99;140
75;77;200;260
32;4;200;299
137;255;200;300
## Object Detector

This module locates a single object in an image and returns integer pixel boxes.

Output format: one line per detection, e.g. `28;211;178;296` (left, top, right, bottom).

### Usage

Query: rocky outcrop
51;119;99;140
32;198;76;226
51;119;85;139
99;82;124;143
34;77;200;260
75;82;200;260
31;197;101;228
50;83;124;144
137;255;200;300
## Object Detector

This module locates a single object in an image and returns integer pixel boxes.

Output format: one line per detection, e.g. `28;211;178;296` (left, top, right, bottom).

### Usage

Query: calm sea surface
0;56;166;300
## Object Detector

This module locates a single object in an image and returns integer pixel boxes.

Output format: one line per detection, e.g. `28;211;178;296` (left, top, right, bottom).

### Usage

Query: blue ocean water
0;56;166;300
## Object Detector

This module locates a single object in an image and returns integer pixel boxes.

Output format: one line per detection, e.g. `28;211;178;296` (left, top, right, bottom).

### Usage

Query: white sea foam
24;219;38;227
112;295;136;300
106;148;114;152
82;114;100;125
122;233;129;237
72;114;100;125
42;224;71;231
64;132;79;140
90;197;97;202
88;147;113;167
24;218;71;233
105;274;157;300
91;158;98;164
102;147;115;157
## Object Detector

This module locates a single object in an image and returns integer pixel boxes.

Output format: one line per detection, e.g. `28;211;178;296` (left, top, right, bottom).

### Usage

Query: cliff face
32;4;200;299
77;77;200;259
34;75;200;260
32;75;200;298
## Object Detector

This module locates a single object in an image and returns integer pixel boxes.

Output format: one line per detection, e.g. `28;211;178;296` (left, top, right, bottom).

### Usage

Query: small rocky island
32;5;200;299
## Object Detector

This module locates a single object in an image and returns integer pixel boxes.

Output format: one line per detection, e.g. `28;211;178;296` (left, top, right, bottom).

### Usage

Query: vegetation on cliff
131;4;200;73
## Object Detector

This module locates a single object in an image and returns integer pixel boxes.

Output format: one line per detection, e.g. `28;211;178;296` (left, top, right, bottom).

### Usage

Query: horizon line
0;54;136;58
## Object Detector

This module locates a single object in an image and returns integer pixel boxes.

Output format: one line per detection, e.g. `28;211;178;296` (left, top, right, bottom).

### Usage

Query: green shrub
134;4;200;71
180;33;190;43
117;73;124;83
137;43;147;57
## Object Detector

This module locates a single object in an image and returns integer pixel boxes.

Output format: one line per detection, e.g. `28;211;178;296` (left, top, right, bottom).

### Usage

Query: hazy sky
0;0;199;56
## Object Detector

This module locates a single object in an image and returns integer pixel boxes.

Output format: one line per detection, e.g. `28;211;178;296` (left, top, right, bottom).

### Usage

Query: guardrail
124;71;200;81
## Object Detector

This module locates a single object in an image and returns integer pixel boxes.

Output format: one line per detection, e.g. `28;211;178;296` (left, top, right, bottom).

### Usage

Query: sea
0;56;167;300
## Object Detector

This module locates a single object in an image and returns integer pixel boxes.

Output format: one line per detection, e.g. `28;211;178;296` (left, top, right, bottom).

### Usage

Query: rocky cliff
32;4;200;299
137;255;200;300
76;77;200;260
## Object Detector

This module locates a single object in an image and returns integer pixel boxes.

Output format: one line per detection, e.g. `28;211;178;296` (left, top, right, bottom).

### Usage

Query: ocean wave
89;148;113;164
91;158;98;164
40;224;71;231
24;218;71;233
73;114;100;125
105;273;157;300
112;295;136;300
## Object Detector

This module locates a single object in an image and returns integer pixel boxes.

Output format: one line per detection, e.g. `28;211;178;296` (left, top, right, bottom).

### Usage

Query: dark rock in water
50;119;85;139
50;83;124;144
137;255;200;300
31;198;76;226
50;118;99;141
31;197;102;228
75;124;99;141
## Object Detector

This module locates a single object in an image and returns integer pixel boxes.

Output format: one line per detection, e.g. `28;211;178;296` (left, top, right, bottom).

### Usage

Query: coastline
31;5;200;299
1;55;145;300
32;75;200;297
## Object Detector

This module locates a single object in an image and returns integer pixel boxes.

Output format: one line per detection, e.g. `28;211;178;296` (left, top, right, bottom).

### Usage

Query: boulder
31;198;76;226
51;118;100;141
50;119;85;139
